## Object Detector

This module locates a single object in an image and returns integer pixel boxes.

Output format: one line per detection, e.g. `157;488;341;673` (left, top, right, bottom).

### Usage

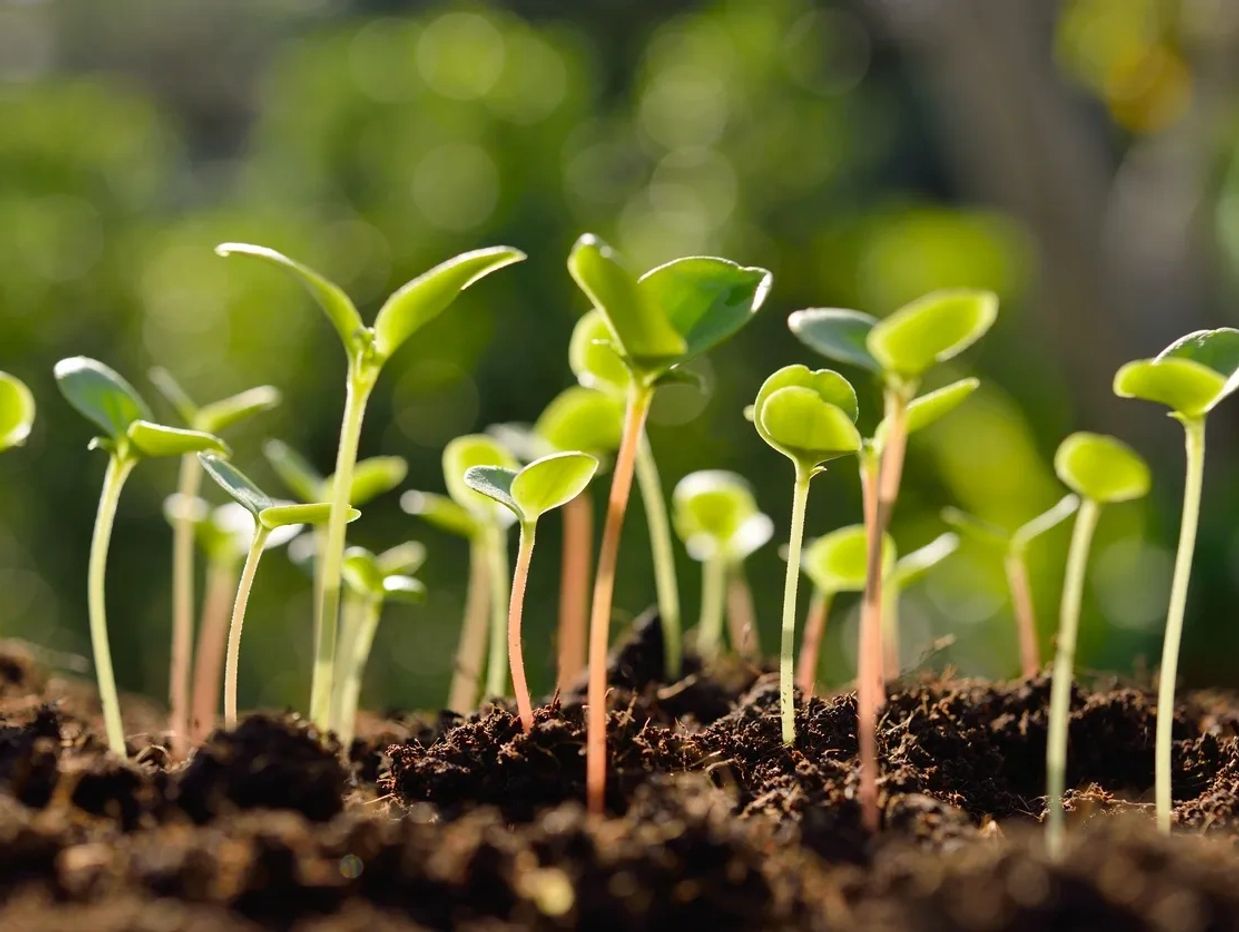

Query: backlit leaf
54;356;151;441
1054;432;1150;504
127;421;229;459
1113;358;1227;419
443;434;519;526
0;371;36;451
196;385;282;434
568;310;630;396
535;386;624;455
510;452;599;521
867;289;998;380
264;439;324;503
400;490;480;538
802;524;895;594
260;501;357;530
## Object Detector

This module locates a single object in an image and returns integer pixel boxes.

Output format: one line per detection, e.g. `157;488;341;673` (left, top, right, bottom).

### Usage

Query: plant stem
882;578;899;681
557;492;593;692
1156;416;1205;834
88;453;137;757
1005;550;1040;677
635;432;681;679
448;535;491;713
1045;497;1100;859
796;588;832;699
510;522;538;733
331;591;365;733
779;466;813;745
310;365;374;730
696;554;727;661
189;559;239;742
336;595;382;749
483;521;511;698
726;563;760;660
586;382;654;815
225;526;271;728
168;453;202;758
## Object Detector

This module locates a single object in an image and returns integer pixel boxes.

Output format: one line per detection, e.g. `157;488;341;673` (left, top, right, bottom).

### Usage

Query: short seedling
55;357;228;756
568;233;770;814
149;367;280;756
671;470;773;660
882;532;959;679
943;495;1080;677
197;453;358;727
752;364;862;744
1045;432;1149;857
464;451;599;732
0;370;35;452
218;240;524;729
1113;327;1239;833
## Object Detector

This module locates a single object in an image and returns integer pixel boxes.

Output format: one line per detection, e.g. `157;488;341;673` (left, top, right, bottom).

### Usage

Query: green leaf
443;434;519;525
511;451;598;521
260;501;357;530
672;470;760;561
336;455;408;506
754;364;858;424
802;524;894;594
377;541;427;576
263;439;324;503
196;385;282;434
787;308;880;372
535;386;624;455
1011;494;1080;552
148;367;198;425
940;508;1009;550
638;256;771;363
890;533;959;591
568;310;631;396
867;289;998;380
383;575;426;604
0;371;36;451
877;377;979;446
198;453;273;517
752;365;861;469
1054;432;1150;504
215;242;364;352
1113;358;1227;419
462;465;520;518
400;490;479;538
342;546;384;595
54;356;152;441
567;234;686;370
372;246;526;359
1160;328;1239;403
126;421;230;459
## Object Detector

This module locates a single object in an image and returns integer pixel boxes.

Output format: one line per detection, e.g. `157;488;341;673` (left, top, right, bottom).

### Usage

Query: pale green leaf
127;420;229;459
876;377;979;446
1113;357;1226;419
196;385;281;434
534;386;623;455
510;451;598;521
377;541;427;576
757;386;861;467
336;455;408;506
383;575;426;604
802;524;895;594
1054;432;1150;504
54;356;152;441
1010;494;1079;552
342;546;384;595
260;501;357;529
787;308;880;372
0;371;36;451
867;289;998;380
148;367;198;425
443;434;519;525
400;490;480;538
568;310;630;397
672;470;759;561
263;439;324;503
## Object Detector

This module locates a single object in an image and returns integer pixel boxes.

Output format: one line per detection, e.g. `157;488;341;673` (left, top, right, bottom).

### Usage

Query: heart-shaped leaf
1010;494;1080;552
875;377;980;446
754;364;859;425
383;575;426;604
334;455;408;506
127;421;230;459
787;308;880;372
569;310;632;397
400;490;480;539
1054;432;1150;504
443;434;519;526
513;451;599;521
196;385;282;435
867;289;998;381
1114;358;1227;419
753;365;861;470
264;439;325;503
260;501;357;530
0;371;36;451
373;246;526;360
890;533;959;591
216;243;364;352
535;386;624;455
148;367;198;425
55;356;152;441
377;541;427;576
672;470;761;561
802;524;895;595
940;508;1009;550
199;452;274;517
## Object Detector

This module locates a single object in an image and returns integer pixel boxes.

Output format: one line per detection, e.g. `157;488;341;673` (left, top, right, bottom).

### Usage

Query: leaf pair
1114;328;1239;419
672;470;773;563
264;439;407;508
752;364;862;472
0;371;35;452
944;494;1080;556
149;368;281;436
342;543;427;605
463;452;599;527
198;453;359;531
401;433;522;539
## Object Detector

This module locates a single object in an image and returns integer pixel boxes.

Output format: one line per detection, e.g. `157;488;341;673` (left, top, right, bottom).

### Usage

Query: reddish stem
509;526;537;733
796;589;829;698
189;561;238;743
1005;552;1040;677
557;492;593;691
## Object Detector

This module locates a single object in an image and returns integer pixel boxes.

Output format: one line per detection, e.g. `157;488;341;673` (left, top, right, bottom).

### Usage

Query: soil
3;619;1239;930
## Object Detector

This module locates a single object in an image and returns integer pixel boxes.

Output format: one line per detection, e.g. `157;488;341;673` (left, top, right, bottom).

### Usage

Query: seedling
54;357;229;756
882;532;960;678
1045;432;1149;857
671;470;773;660
336;543;426;747
217;240;524;729
198;453;357;727
752;364;862;744
464;452;599;732
568;233;770;814
943;495;1080;676
1113;327;1239;833
0;371;35;452
148;367;280;756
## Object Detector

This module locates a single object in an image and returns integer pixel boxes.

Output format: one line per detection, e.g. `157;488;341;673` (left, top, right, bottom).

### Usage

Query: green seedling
568;233;770;815
796;525;894;698
0;371;35;452
790;290;995;831
197;453;358;727
54;357;228;756
752;364;862;745
1045;432;1149;857
943;494;1080;677
1114;327;1239;833
217;241;524;730
149;367;280;756
464;452;599;732
671;470;773;661
336;543;426;747
882;533;960;678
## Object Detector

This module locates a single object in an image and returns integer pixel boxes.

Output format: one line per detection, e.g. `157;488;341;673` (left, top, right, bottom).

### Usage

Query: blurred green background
3;0;1239;716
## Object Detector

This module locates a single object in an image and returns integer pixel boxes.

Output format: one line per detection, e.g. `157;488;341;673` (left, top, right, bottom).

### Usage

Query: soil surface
3;619;1239;930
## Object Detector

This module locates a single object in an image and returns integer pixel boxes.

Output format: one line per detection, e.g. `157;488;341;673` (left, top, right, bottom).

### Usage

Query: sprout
149;368;280;757
1113;327;1239;834
568;233;770;814
752;364;862;744
217;241;524;729
336;543;426;748
790;290;995;831
464;452;599;732
671;470;773;661
1045;432;1150;857
54;357;228;756
0;371;35;451
943;494;1080;677
198;453;358;728
882;533;959;678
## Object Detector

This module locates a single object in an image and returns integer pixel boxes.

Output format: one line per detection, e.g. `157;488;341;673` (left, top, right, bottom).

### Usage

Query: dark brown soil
4;620;1239;931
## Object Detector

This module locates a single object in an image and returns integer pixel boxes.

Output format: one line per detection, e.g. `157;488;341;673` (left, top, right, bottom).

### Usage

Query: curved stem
696;554;727;661
225;526;271;728
635;433;681;679
510;522;538;733
484;521;512;698
780;466;813;745
1045;497;1100;859
1005;550;1040;677
168;453;203;758
725;562;760;659
189;559;239;742
88;453;136;757
1156;417;1205;834
336;595;382;749
448;535;491;713
586;383;653;815
557;492;592;691
796;588;832;698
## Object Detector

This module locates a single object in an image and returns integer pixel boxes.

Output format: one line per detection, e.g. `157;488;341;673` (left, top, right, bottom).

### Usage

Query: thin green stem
635;433;681;679
510;522;538;733
1156;416;1205;833
225;526;271;728
696;555;727;661
330;591;365;732
88;453;137;757
448;534;491;713
1045;497;1100;859
484;521;511;698
882;578;899;681
169;453;203;757
336;595;382;749
780;466;813;745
